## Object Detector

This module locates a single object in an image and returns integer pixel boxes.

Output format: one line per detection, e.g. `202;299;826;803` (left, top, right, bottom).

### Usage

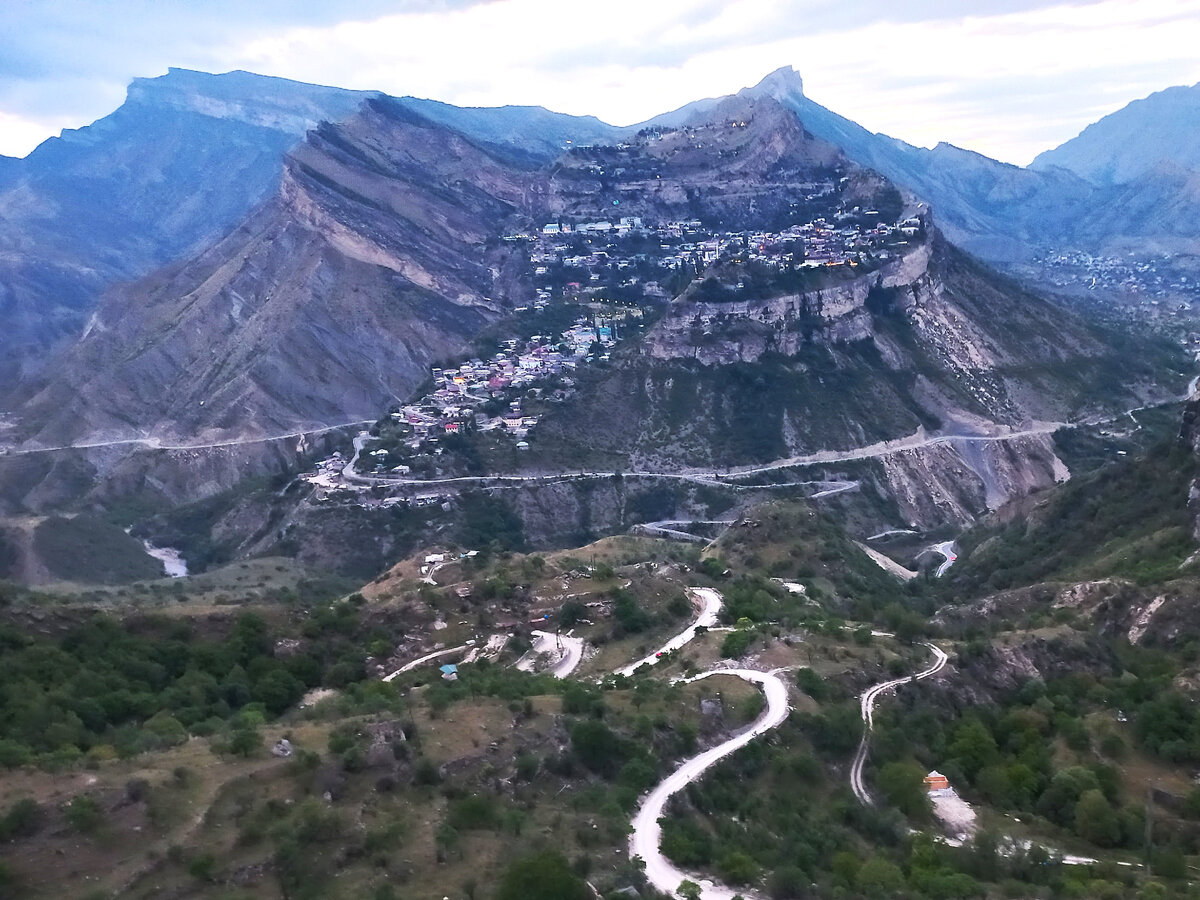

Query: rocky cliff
13;98;536;449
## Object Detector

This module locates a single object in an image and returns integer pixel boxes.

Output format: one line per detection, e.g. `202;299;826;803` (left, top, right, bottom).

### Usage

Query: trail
850;643;948;805
616;587;723;677
4;420;373;456
629;668;790;900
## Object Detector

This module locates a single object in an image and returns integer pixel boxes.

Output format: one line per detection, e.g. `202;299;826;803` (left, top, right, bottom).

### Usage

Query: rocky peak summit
740;65;805;103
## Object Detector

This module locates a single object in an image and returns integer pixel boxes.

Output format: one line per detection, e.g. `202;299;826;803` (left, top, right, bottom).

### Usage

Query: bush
65;795;102;833
495;850;590;900
0;798;42;840
721;629;755;659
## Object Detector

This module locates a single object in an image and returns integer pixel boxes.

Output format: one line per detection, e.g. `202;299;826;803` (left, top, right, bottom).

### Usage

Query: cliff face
645;244;932;364
14;99;534;448
0;69;373;392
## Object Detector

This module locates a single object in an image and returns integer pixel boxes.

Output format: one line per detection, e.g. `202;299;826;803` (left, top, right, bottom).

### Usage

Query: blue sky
3;0;1200;164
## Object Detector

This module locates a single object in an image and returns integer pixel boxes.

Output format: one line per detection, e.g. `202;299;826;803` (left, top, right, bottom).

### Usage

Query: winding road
616;587;724;677
932;541;958;578
850;642;949;805
629;668;791;900
518;630;586;678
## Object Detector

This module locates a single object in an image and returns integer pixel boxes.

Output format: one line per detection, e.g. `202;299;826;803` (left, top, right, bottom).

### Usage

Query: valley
4;48;1200;900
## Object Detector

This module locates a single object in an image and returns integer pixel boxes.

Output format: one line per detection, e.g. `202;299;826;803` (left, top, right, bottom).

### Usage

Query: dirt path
850;643;948;805
629;668;790;900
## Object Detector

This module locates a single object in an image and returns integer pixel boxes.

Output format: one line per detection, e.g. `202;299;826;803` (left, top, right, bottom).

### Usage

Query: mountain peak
741;66;804;102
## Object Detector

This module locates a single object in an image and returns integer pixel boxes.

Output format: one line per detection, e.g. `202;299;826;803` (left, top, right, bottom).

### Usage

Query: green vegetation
0;607;370;767
950;437;1196;591
32;516;163;584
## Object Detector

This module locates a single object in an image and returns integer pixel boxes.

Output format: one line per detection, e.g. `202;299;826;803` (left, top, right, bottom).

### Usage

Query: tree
65;795;102;833
947;718;999;778
495;850;589;900
1074;789;1121;847
228;721;262;757
678;881;702;900
717;851;758;885
856;857;905;898
877;761;930;821
767;865;810;899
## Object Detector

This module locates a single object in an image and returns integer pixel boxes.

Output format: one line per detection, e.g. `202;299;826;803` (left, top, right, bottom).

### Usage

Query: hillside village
296;208;929;490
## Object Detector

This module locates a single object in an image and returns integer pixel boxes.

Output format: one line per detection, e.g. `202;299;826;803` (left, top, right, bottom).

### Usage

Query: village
518;208;924;307
297;206;928;493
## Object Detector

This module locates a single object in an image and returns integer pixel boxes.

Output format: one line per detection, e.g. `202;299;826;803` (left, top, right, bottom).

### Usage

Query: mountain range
3;66;1199;398
0;64;1195;528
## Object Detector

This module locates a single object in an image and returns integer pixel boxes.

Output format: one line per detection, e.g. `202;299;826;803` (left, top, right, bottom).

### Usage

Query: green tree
947;718;999;778
877;760;931;821
494;850;589;900
856;856;905;898
1074;789;1121;847
65;795;102;833
228;722;262;757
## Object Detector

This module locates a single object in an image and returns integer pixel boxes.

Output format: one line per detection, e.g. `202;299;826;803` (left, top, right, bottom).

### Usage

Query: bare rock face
14;98;532;449
645;244;932;364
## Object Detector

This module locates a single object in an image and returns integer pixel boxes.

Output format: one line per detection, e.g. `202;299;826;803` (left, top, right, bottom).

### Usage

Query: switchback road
850;643;949;805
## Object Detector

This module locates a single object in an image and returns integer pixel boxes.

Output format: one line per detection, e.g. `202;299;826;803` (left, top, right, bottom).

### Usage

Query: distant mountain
0;68;622;398
0;68;372;390
13;93;898;448
1032;82;1200;185
13;98;537;447
679;67;1200;263
400;98;618;161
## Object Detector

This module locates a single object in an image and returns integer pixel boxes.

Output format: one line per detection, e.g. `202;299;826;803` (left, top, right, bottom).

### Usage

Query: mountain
0;68;372;389
530;230;1181;528
10;93;894;447
700;68;1200;263
673;67;1094;262
13;97;537;448
399;97;617;162
0;68;623;399
1032;82;1200;185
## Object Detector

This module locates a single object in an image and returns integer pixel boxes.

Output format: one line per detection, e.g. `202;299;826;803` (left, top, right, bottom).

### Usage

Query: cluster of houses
516;212;923;310
1037;249;1200;308
365;311;631;469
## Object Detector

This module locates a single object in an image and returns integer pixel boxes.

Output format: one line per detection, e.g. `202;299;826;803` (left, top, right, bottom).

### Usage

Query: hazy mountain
1032;82;1200;185
0;68;372;389
14;98;537;447
0;68;621;398
400;97;618;161
9;90;1185;526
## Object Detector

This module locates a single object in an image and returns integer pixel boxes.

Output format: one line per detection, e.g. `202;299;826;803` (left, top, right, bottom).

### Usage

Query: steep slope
536;92;900;229
14;98;535;446
1032;82;1200;185
0;68;373;389
532;232;1184;524
641;68;1094;262
0;68;620;398
660;68;1200;263
400;97;618;162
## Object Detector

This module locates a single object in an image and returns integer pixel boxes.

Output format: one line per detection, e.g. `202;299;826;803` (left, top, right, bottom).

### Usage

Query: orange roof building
924;771;950;792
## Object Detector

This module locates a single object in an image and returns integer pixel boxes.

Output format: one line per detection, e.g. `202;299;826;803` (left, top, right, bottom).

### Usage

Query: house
924;771;950;792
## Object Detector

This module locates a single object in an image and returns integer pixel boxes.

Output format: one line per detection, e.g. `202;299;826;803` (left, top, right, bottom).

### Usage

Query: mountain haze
1032;82;1200;185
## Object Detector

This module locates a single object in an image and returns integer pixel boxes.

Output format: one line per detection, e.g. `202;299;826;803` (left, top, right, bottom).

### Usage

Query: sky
3;0;1200;165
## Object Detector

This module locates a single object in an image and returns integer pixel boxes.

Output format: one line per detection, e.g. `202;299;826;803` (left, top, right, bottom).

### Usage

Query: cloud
1;0;1200;163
